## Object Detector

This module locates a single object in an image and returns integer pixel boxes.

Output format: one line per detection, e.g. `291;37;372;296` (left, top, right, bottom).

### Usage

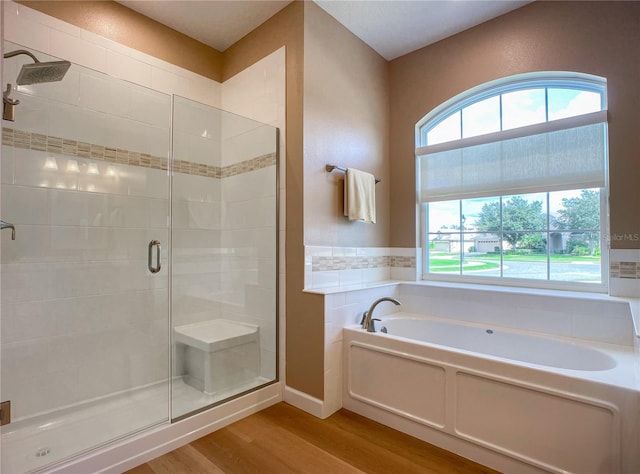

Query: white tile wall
222;47;286;199
322;284;402;414
78;71;131;118
397;283;635;346
173;96;222;167
221;124;277;167
222;47;285;127
106;50;153;87
2;2;50;55
219;161;278;381
390;247;419;281
50;28;107;73
3;44;173;159
610;249;640;297
220;48;285;382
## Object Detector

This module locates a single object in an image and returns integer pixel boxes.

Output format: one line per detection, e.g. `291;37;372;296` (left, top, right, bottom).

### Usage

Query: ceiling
118;0;530;60
118;1;293;52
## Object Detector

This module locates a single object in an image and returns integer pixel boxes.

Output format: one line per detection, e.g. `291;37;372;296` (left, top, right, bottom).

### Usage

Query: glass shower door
1;43;171;472
171;96;278;418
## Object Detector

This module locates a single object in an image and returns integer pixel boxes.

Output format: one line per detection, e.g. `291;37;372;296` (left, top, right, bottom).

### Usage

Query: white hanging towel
344;168;376;223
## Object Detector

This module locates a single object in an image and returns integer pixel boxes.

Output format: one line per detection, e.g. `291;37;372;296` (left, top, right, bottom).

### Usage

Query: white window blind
417;110;607;202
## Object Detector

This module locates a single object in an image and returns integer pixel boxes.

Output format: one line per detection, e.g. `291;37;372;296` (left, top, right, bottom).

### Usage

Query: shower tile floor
2;377;267;473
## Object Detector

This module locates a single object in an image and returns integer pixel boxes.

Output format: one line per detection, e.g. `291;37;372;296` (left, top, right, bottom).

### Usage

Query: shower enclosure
0;42;278;473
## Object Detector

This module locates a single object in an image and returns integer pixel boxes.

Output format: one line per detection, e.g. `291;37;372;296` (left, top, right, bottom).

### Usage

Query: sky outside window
502;88;546;130
548;89;601;120
422;86;603;145
426;111;460;145
461;96;500;138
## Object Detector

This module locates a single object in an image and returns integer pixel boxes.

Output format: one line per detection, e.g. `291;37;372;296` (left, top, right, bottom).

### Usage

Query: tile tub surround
609;249;640;297
305;246;418;289
305;243;637;296
305;246;640;298
396;282;635;346
609;261;640;279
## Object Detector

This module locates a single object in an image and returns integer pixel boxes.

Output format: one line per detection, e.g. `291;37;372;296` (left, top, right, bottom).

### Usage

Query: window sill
421;273;608;295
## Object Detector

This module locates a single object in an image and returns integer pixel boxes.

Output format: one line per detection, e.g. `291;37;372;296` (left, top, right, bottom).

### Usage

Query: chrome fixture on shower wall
3;84;19;121
0;220;16;240
2;49;71;121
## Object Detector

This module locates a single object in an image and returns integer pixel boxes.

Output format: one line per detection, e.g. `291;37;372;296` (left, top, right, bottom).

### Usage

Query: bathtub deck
127;402;499;474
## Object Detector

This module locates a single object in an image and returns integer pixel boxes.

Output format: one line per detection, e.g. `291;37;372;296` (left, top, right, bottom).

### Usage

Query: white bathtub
379;317;617;371
343;313;640;474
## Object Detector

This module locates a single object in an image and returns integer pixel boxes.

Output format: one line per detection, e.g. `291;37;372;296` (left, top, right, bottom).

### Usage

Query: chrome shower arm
3;49;40;63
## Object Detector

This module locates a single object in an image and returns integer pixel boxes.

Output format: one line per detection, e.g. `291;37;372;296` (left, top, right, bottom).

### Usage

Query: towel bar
325;164;381;183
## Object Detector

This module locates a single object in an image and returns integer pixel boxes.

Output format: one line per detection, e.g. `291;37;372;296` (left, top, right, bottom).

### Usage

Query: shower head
3;49;71;85
16;60;71;85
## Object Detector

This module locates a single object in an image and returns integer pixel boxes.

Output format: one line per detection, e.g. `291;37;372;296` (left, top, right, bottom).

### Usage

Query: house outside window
416;72;608;291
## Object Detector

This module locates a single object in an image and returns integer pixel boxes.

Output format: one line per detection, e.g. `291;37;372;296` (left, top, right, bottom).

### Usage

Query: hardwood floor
127;403;499;474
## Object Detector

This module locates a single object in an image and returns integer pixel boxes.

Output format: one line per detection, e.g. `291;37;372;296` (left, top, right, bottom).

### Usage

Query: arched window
416;72;607;290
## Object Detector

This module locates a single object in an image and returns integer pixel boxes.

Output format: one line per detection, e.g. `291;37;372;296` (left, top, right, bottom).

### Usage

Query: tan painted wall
303;2;390;248
18;1;223;81
389;1;640;249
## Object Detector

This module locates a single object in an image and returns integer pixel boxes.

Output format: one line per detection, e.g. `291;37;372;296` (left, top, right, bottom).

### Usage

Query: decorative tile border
2;127;275;178
173;153;276;178
305;247;418;289
389;256;416;268
311;255;416;272
221;153;277;178
610;261;640;279
312;256;389;271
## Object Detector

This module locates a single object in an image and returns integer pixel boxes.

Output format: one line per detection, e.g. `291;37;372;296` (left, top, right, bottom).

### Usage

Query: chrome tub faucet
361;297;401;332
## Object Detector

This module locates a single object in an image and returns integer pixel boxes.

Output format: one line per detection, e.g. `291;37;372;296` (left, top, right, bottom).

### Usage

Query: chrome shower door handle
148;240;161;274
